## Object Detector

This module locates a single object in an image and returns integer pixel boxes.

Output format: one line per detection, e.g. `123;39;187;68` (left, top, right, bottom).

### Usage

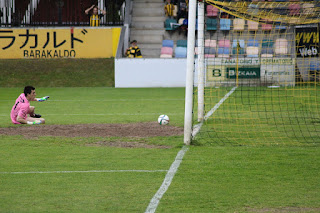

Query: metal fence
0;0;125;27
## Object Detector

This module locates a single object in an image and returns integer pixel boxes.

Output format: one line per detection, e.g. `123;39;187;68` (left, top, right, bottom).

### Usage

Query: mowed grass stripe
0;87;186;127
0;170;168;174
0;99;185;102
0;113;184;116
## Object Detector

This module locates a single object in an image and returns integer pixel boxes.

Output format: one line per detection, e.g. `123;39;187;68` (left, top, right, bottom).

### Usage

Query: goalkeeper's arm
35;96;50;102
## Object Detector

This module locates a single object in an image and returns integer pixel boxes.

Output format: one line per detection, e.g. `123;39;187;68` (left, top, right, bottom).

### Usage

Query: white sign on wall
261;58;295;86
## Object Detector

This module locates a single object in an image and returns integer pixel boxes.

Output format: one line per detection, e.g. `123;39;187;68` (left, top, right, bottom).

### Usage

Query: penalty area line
0;170;168;175
192;86;237;139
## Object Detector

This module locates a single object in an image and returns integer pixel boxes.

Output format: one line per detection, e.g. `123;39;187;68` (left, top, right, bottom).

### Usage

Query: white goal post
184;0;206;145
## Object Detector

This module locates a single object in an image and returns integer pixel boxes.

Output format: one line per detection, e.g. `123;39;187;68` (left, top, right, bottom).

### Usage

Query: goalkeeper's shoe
31;114;42;118
27;120;41;125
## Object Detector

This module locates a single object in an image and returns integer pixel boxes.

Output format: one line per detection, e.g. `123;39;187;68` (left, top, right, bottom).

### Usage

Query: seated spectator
164;0;175;18
177;0;188;20
85;5;106;26
126;40;142;58
177;7;187;21
185;0;189;9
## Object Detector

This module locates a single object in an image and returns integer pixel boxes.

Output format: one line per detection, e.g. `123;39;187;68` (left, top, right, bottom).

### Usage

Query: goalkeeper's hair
24;86;35;96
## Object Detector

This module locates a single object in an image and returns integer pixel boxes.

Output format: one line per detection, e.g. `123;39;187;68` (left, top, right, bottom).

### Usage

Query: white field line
0;170;168;175
145;145;189;213
192;86;237;139
144;87;237;213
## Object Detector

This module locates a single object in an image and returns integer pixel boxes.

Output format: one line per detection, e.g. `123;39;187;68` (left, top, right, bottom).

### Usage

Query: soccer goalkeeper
10;86;49;125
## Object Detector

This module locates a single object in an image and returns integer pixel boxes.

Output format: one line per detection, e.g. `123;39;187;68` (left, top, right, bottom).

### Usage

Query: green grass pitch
1;87;319;212
0;59;319;212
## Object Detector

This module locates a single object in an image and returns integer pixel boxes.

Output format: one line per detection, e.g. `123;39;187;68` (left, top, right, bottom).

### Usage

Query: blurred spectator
85;5;106;26
126;40;143;58
178;0;188;12
164;0;175;17
177;0;188;20
177;7;187;21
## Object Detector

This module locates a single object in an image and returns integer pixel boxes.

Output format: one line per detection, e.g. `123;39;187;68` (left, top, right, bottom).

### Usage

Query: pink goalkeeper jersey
10;93;30;124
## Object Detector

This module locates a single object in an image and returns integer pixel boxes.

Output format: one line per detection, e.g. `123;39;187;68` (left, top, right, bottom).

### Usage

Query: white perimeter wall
115;58;198;88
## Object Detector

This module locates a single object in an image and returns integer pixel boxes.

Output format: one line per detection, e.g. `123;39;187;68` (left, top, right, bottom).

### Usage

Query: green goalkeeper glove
27;120;41;125
36;96;50;102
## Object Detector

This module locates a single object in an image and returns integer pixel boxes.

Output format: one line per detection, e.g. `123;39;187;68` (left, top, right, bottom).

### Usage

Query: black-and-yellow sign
296;26;319;58
0;27;121;59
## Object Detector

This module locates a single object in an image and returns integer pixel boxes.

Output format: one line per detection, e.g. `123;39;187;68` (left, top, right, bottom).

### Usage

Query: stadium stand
204;39;217;58
206;4;218;17
160;47;173;58
162;40;174;48
206;18;217;31
130;0;165;58
177;40;188;47
246;39;259;58
204;47;216;58
289;3;301;15
274;38;288;56
217;39;230;58
217;47;230;58
220;18;231;31
261;19;272;31
247;2;259;15
32;0;112;25
205;39;217;48
232;39;245;55
261;48;274;58
261;39;274;57
165;18;178;30
248;20;259;31
275;25;287;30
274;4;288;15
262;39;274;49
233;18;245;31
175;46;187;58
1;0;315;60
127;0;303;58
302;3;315;15
218;39;230;49
1;0;121;26
13;0;29;24
310;61;320;79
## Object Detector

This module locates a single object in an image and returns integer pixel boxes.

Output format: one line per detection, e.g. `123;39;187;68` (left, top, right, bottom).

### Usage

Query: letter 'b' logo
212;69;222;77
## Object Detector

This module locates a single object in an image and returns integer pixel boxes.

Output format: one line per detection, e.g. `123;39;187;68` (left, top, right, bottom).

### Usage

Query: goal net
187;0;320;146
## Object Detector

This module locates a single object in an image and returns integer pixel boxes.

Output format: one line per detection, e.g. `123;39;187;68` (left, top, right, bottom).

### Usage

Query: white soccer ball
158;114;169;125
